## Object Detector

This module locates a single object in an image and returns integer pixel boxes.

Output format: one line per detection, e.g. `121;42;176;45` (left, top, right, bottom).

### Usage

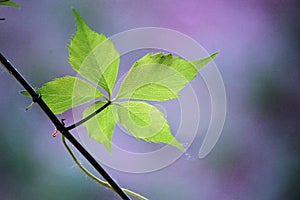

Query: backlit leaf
20;9;218;153
68;9;120;97
83;101;117;152
116;101;183;150
36;76;104;114
116;52;218;101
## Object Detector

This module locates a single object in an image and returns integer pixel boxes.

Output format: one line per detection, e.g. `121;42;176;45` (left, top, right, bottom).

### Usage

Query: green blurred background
0;0;299;199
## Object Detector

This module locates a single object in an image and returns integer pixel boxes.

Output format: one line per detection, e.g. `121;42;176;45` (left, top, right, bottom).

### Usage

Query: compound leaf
116;52;218;101
33;76;104;114
20;9;218;153
83;101;117;152
68;9;120;97
116;101;183;150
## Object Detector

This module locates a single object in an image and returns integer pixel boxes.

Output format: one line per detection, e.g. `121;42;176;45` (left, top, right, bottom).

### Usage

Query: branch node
32;93;41;102
52;119;66;137
24;94;41;111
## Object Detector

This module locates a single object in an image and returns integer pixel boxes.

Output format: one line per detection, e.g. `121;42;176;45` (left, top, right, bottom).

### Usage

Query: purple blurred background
0;0;299;199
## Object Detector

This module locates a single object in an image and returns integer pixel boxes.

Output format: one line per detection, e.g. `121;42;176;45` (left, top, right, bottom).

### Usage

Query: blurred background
0;0;299;199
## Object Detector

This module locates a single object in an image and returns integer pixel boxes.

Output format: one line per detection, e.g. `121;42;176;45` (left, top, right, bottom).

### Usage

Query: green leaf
35;76;104;114
116;101;183;150
191;52;218;70
0;1;19;8
20;90;30;96
116;52;217;101
83;101;117;152
68;9;120;97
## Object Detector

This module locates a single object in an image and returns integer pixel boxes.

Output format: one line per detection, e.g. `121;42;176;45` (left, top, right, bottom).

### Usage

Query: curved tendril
61;135;148;200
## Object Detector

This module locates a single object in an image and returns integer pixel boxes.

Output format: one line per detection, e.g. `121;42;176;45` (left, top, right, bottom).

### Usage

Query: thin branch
0;53;131;200
62;135;148;200
66;100;111;130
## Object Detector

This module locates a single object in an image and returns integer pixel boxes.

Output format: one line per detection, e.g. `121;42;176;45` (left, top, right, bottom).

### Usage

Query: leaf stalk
66;100;111;130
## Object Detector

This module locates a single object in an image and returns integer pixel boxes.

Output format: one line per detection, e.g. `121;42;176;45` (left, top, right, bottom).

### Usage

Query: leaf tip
172;140;184;151
72;8;79;16
210;52;219;59
105;143;112;152
191;51;220;70
72;8;83;23
20;90;30;97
